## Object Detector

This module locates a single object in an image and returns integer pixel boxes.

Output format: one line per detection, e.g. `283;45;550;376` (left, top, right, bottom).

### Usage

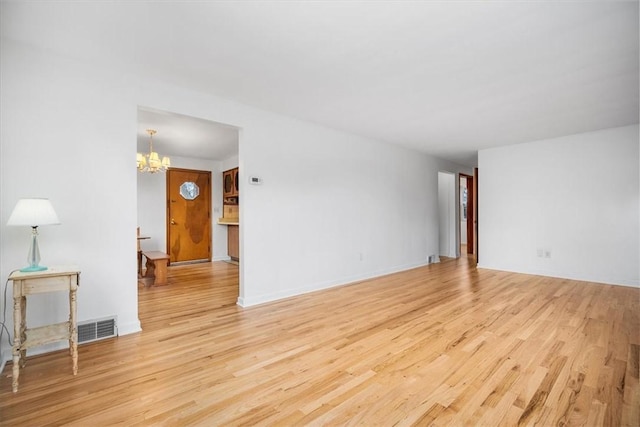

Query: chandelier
137;129;170;173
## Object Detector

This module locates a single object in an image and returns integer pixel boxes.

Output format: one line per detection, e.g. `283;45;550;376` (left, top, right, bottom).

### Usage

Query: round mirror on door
179;181;200;200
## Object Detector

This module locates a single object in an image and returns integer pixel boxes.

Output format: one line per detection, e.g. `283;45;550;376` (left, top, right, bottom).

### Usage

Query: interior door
166;168;212;264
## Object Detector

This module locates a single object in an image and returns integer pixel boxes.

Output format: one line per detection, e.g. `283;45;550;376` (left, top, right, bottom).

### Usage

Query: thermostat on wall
249;176;263;185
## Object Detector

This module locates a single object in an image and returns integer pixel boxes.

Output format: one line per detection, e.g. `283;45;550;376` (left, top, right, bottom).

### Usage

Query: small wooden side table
8;266;80;393
142;251;170;286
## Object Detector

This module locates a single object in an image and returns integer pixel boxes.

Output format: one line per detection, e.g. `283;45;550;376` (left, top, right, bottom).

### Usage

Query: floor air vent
78;317;117;344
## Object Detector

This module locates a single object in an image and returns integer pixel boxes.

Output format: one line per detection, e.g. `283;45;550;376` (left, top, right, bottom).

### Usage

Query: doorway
136;106;240;263
136;106;241;321
459;173;475;258
166;168;212;264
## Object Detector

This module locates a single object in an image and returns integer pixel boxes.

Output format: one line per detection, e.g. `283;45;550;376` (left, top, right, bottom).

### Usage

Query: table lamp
7;198;60;272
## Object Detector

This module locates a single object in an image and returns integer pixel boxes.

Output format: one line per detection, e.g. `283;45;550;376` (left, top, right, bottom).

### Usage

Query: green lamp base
20;265;48;272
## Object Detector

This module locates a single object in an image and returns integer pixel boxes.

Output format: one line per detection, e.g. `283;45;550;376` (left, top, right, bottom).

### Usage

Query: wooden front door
166;168;211;264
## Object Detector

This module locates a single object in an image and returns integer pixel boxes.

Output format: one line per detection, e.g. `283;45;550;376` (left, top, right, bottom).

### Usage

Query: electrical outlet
537;248;543;257
544;249;551;259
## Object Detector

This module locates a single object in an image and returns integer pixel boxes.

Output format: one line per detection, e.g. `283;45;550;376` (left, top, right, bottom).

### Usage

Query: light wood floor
1;257;638;426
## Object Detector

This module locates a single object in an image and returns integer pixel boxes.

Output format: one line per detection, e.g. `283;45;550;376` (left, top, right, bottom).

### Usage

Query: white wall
0;40;141;364
478;125;639;287
137;155;231;261
438;172;457;258
0;38;470;365
137;168;168;253
233;119;470;305
222;155;239;173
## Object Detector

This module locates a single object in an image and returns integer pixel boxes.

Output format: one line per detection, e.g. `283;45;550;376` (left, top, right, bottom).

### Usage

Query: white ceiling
3;1;638;166
137;107;239;162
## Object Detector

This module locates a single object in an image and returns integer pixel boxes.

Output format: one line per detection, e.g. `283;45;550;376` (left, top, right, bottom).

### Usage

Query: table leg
70;287;78;375
145;258;156;280
12;292;21;393
19;296;26;368
154;259;168;286
68;291;72;356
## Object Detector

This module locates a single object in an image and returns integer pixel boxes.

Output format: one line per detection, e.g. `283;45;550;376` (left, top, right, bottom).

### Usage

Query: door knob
170;219;177;225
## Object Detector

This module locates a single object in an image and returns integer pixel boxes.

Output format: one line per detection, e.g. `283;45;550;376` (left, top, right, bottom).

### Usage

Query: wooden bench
142;251;170;286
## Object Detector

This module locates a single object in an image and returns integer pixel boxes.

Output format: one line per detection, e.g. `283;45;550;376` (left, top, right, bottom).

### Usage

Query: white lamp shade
7;198;60;226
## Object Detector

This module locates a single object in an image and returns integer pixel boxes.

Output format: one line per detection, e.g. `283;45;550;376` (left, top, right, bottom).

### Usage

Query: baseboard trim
476;264;639;288
237;261;430;307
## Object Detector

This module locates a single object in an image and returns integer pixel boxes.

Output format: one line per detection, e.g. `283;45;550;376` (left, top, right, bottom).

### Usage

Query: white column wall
0;40;142;363
438;172;457;258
